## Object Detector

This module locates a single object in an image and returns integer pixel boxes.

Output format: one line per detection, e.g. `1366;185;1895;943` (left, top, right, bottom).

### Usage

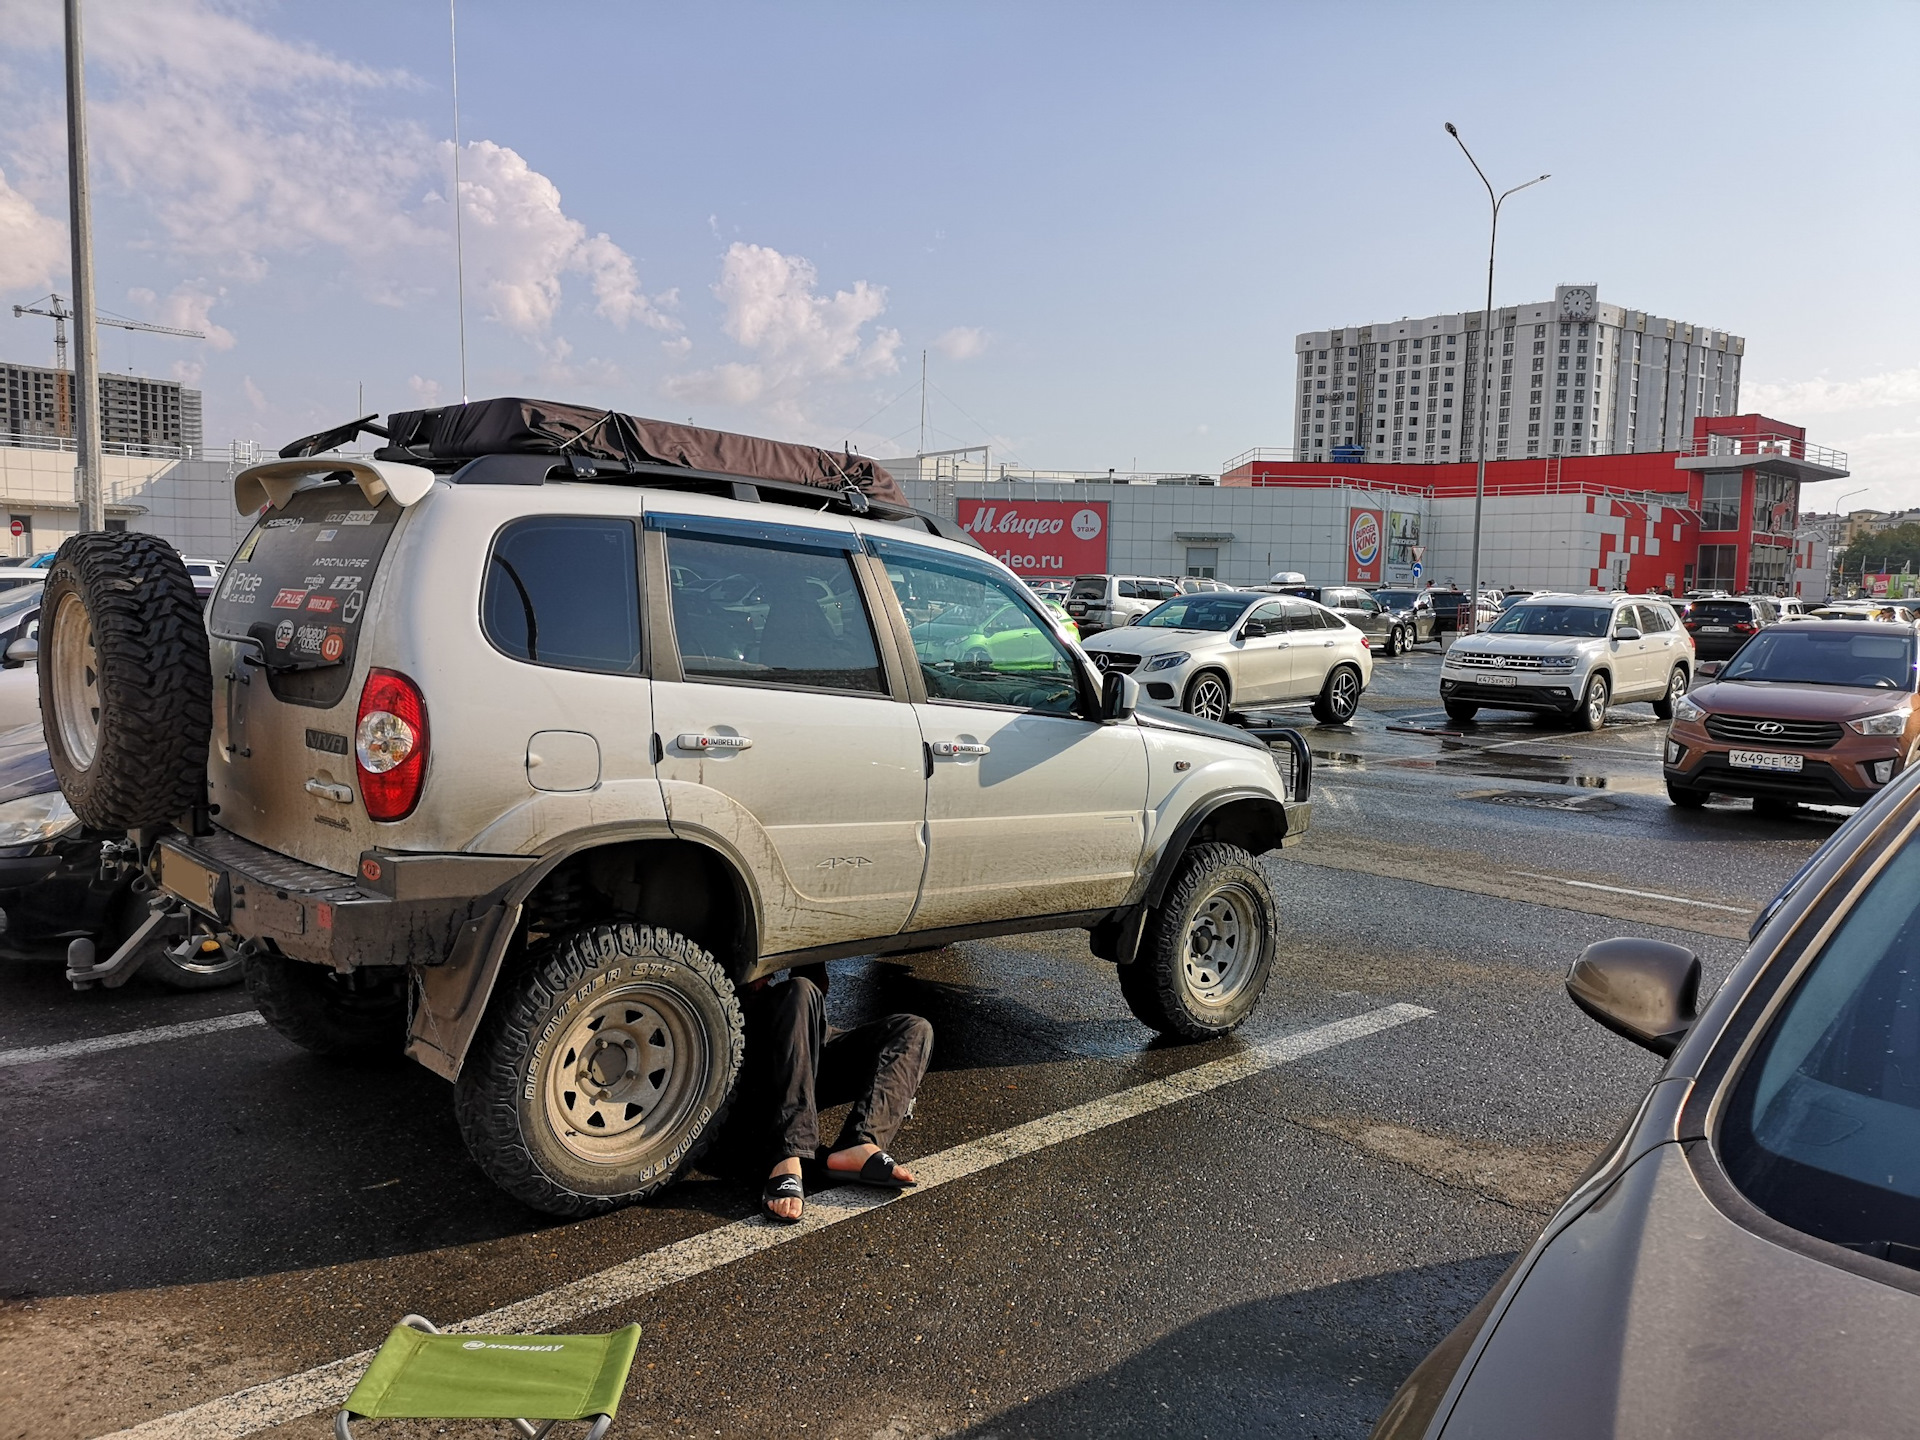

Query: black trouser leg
742;976;829;1166
821;1013;934;1154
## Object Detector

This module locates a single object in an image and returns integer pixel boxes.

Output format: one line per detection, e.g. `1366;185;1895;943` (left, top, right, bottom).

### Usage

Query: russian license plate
1483;673;1517;686
1729;749;1803;773
1702;625;1730;633
1067;602;1087;615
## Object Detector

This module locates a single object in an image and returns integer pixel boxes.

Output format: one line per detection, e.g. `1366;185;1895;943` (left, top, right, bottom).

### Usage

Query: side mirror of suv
4;636;36;666
1100;670;1139;721
1567;937;1701;1057
1613;624;1642;641
1239;619;1270;639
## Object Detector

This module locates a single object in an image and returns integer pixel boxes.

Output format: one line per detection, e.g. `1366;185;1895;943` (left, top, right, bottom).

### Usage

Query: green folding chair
338;1315;641;1440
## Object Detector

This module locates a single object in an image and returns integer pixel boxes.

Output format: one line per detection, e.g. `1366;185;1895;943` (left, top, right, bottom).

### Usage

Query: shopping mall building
896;413;1844;597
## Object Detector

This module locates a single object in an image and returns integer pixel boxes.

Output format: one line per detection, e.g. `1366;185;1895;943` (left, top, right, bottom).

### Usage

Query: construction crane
11;292;205;371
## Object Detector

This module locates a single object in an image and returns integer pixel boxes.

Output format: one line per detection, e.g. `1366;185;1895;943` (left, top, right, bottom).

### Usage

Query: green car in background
908;597;1081;672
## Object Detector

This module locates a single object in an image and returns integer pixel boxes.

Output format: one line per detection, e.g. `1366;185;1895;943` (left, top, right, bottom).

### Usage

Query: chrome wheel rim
541;982;708;1165
1187;675;1228;722
1587;679;1608;726
51;592;101;771
1329;667;1360;720
1669;669;1687;702
1182;881;1262;1007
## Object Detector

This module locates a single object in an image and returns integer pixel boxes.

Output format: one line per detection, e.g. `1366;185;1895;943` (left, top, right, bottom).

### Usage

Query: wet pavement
0;643;1830;1439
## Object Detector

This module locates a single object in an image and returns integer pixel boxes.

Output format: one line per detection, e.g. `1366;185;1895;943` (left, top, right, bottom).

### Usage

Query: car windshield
1721;830;1920;1255
1136;596;1250;631
0;584;43;620
1486;604;1611;638
1374;590;1417;607
1721;629;1916;689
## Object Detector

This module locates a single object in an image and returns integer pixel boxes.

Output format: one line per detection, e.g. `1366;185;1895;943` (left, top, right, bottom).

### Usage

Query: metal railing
1222;446;1300;471
1682;433;1847;470
0;431;263;464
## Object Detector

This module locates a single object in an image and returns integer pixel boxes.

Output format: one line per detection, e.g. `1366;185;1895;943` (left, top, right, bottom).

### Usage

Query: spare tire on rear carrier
40;533;214;830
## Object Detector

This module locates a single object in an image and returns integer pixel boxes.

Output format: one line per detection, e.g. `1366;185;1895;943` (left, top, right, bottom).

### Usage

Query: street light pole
64;0;105;532
1446;123;1546;632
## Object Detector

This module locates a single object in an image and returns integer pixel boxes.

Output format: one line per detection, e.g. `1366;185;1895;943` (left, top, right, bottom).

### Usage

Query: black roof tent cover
377;397;905;508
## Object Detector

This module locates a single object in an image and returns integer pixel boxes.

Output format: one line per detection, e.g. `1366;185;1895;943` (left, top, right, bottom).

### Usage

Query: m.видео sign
958;500;1109;576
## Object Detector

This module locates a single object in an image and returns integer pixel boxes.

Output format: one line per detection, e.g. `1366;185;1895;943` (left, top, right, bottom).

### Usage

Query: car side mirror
1567;938;1701;1057
1613;625;1642;641
4;637;35;666
1239;620;1270;639
1697;660;1724;678
1100;670;1139;721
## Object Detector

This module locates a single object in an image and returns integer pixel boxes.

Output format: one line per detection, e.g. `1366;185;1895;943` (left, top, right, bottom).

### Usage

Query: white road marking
1509;870;1748;914
94;1002;1432;1440
0;1011;264;1070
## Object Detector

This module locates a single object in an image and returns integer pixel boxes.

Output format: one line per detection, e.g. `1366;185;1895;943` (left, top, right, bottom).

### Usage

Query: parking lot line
94;1001;1433;1440
0;1011;264;1070
1509;870;1748;914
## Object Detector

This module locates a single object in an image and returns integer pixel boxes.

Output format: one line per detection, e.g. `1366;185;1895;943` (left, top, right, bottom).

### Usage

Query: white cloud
670;242;901;423
1747;368;1920;416
0;165;63;291
933;325;990;361
0;0;672;343
407;375;443;406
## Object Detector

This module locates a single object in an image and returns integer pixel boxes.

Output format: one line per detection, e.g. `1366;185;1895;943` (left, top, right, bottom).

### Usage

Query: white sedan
1081;590;1372;725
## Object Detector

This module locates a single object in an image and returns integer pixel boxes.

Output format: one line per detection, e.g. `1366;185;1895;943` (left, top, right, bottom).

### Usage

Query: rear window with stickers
209;482;403;707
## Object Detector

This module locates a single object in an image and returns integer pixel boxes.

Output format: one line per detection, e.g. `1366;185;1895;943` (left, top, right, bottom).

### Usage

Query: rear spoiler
233;455;436;515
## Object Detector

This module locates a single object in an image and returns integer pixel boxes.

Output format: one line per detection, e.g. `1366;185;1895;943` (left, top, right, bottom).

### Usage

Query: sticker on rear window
271;588;307;609
305;595;338;614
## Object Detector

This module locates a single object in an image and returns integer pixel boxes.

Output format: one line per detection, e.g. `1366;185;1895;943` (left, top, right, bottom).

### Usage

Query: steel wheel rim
1188;676;1228;722
1330;667;1360;719
50;592;101;771
1182;881;1262;1007
541;981;708;1165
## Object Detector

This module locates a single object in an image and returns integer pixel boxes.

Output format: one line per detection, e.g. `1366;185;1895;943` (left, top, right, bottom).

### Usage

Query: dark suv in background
1685;595;1779;661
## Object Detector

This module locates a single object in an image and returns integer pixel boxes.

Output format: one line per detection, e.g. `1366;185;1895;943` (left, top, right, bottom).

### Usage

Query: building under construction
1;361;203;454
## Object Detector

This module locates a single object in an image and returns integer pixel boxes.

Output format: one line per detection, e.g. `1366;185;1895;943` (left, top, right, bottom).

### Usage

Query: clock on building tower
1558;286;1597;322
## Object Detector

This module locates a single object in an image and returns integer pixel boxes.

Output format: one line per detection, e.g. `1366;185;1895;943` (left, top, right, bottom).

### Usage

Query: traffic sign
8;520;21;538
1411;545;1425;561
1412;561;1422;579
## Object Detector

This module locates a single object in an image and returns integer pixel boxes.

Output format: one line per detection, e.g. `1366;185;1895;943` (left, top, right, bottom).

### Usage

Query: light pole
1446;123;1547;632
64;0;105;532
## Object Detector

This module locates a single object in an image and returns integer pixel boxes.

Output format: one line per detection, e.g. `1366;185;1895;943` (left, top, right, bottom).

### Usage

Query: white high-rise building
1293;285;1744;464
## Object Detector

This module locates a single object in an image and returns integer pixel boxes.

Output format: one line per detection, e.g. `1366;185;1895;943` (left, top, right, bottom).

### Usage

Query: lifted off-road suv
38;398;1310;1217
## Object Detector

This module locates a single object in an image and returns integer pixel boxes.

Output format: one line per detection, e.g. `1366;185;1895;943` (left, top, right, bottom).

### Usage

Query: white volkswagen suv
1441;592;1693;730
1081;590;1373;725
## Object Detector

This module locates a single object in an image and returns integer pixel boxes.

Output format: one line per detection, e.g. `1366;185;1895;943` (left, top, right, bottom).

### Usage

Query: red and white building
1223;414;1846;596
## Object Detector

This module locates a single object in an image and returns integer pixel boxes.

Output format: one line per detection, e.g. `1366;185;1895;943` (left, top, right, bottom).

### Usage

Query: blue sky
2;1;1916;507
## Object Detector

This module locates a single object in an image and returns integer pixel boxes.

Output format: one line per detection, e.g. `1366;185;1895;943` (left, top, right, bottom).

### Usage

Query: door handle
931;740;991;757
676;732;752;751
305;778;353;803
1322;639;1336;647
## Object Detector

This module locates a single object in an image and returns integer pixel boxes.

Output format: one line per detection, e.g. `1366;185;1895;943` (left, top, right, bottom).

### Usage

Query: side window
662;529;884;695
1118;580;1139;599
1279;599;1321;632
1641;604;1673;633
870;541;1082;716
1248;601;1288;632
483;517;642;674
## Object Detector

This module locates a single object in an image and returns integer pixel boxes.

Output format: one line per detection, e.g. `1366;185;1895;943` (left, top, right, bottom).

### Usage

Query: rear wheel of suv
246;952;408;1054
40;533;213;830
454;923;744;1218
1119;843;1276;1041
1183;671;1231;723
1381;624;1403;658
1651;665;1689;720
1572;673;1610;732
1311;664;1363;725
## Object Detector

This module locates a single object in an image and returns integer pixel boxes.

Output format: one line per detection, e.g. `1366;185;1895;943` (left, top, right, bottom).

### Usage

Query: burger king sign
1346;506;1383;583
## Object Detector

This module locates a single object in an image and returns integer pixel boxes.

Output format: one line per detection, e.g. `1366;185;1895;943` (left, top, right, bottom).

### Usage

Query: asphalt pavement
0;640;1831;1440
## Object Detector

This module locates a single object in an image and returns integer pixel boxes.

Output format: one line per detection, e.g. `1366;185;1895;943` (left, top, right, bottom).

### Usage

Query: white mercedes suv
1440;592;1693;730
1080;590;1373;726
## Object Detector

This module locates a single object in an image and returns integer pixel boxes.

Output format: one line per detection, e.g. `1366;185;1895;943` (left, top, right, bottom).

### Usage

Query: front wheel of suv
454;923;744;1218
1443;699;1479;723
1666;780;1709;809
1572;673;1611;732
1651;665;1689;720
1183;671;1231;724
1119;843;1277;1041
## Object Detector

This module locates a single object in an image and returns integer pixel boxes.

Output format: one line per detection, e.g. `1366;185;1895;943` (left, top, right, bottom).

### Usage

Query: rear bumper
154;826;532;969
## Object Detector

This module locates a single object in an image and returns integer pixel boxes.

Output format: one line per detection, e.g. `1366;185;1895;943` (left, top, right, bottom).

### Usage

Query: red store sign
957;499;1109;576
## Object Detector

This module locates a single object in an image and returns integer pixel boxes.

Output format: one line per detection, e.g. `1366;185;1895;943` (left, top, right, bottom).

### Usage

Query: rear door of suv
870;536;1149;927
646;511;928;954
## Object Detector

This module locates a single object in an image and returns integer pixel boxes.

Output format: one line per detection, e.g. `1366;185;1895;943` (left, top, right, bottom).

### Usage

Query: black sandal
852;1150;916;1190
761;1173;804;1223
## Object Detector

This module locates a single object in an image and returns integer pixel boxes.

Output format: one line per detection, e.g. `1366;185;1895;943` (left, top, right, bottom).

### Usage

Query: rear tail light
356;668;429;822
1360;635;1371;649
1734;622;1756;632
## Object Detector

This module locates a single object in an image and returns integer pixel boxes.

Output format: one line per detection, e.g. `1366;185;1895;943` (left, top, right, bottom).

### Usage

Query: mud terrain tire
40;533;212;830
454;923;745;1218
1120;842;1277;1041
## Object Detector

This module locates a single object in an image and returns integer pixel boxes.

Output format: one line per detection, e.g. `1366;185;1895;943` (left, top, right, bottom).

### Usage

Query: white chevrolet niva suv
1440;592;1694;730
36;398;1311;1217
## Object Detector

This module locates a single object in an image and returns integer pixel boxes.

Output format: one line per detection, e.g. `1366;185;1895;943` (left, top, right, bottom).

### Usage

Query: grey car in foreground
1372;761;1920;1439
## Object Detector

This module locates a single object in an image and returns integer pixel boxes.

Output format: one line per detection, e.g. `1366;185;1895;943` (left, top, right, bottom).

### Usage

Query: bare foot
766;1156;803;1221
825;1142;916;1185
